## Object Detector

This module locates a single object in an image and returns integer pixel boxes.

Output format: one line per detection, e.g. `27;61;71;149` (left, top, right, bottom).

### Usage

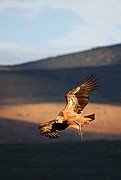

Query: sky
0;0;121;65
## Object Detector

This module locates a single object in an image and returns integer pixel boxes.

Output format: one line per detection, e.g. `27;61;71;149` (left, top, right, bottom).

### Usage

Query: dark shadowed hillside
0;44;121;105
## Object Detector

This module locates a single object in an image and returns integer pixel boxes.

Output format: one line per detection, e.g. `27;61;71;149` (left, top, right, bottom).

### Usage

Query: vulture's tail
84;113;95;121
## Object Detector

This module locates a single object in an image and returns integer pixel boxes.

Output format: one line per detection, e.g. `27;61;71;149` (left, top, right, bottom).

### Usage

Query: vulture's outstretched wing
39;120;69;139
64;74;100;114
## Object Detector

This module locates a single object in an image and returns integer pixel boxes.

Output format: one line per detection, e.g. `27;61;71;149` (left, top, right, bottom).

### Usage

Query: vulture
39;74;99;139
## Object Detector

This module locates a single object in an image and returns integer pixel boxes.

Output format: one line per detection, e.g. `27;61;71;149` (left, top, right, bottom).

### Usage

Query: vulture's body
39;74;99;139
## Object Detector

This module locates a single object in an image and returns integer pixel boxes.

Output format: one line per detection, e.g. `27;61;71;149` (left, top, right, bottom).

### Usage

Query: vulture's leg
74;121;83;139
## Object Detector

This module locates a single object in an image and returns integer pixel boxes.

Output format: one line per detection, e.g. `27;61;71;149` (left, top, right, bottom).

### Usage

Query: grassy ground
0;141;121;180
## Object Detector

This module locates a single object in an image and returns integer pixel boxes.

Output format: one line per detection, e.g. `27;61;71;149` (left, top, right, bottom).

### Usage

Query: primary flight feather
39;74;100;139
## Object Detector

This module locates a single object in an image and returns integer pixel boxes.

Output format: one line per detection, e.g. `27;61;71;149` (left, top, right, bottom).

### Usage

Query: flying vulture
39;74;99;139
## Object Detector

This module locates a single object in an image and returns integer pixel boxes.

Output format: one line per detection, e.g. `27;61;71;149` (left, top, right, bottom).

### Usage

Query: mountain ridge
0;43;121;105
0;43;121;71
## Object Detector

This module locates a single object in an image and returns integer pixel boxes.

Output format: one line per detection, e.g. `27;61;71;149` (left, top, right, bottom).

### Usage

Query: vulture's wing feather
64;74;99;114
52;121;69;131
39;120;69;139
44;131;59;139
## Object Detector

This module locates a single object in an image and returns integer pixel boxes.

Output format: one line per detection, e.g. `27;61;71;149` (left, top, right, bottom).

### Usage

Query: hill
0;43;121;71
0;44;121;143
0;65;121;105
0;43;121;105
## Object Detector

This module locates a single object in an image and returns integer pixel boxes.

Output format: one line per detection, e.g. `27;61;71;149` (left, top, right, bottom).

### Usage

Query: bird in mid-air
39;74;99;139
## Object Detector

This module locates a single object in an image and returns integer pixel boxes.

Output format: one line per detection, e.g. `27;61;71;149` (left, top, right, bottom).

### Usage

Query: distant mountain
0;43;121;70
0;65;10;71
0;43;121;105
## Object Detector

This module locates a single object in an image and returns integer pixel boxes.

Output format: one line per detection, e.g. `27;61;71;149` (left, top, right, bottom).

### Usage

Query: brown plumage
39;74;100;139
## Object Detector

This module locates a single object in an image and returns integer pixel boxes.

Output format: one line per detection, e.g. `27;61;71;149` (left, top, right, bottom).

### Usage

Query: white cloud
1;0;121;25
0;0;47;19
48;0;121;49
0;0;40;12
0;42;20;50
81;0;121;27
51;0;121;27
50;23;121;49
0;42;65;65
0;0;121;64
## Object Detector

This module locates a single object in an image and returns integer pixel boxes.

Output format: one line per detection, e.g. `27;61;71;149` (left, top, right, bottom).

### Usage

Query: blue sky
0;0;121;65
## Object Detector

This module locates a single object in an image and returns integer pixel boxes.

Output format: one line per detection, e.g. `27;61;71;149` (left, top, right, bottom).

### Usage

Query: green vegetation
0;141;121;180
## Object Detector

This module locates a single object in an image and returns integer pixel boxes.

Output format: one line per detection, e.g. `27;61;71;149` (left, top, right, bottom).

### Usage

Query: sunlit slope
0;103;121;135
